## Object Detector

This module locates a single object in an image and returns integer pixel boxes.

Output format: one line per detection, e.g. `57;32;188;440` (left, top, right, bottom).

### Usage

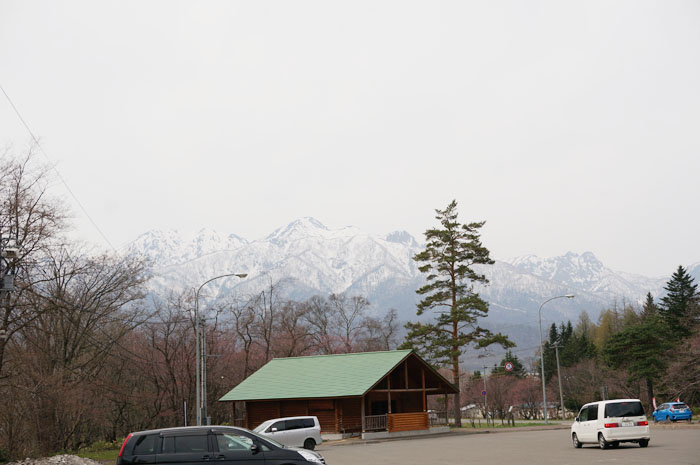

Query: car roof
583;399;642;407
261;416;316;422
130;426;248;436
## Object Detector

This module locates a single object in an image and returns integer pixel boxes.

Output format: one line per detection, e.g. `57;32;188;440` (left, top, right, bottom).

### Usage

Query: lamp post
538;294;574;424
195;272;247;426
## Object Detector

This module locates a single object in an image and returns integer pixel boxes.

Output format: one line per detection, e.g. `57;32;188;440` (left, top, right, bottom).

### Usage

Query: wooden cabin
218;350;457;435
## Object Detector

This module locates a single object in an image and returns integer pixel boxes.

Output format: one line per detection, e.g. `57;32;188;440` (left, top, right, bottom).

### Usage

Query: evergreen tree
641;292;658;320
602;315;672;410
542;323;559;382
493;350;525;378
401;200;513;427
659;266;700;339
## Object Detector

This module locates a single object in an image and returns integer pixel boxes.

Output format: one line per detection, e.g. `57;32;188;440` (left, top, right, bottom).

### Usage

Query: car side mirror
250;444;259;454
270;427;277;432
575;416;579;422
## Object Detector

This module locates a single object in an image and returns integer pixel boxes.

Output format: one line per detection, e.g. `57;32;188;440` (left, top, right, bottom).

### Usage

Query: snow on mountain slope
127;218;683;327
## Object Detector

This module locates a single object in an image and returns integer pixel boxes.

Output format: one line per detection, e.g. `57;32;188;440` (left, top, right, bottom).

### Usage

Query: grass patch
457;421;552;428
72;448;119;462
65;440;122;463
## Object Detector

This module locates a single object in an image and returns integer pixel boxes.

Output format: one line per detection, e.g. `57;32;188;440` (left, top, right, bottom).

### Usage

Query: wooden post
361;395;366;433
387;375;392;413
405;360;409;389
421;368;426;412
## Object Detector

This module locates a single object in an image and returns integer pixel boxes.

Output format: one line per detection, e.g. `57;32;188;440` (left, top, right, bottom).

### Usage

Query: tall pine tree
659;266;699;339
401;200;512;427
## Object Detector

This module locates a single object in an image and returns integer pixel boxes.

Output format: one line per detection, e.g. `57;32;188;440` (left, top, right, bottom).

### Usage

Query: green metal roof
219;350;414;402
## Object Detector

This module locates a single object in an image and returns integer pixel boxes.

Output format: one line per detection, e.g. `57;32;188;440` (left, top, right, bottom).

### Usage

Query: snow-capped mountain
127;218;686;336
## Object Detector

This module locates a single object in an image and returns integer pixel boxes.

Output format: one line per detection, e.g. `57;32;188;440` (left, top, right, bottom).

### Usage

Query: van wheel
598;434;609;450
572;433;582;448
639;439;649;448
303;439;316;450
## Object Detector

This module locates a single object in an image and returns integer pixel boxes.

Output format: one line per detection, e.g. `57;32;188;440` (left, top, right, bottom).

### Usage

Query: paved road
316;427;699;465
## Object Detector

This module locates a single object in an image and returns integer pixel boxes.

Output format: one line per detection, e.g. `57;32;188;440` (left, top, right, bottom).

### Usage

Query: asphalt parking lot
316;425;699;465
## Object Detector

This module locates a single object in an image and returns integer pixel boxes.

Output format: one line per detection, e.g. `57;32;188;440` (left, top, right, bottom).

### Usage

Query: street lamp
195;272;247;426
538;294;574;424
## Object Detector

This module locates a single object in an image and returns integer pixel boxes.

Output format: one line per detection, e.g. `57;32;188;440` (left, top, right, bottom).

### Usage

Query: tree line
458;267;700;422
0;150;399;459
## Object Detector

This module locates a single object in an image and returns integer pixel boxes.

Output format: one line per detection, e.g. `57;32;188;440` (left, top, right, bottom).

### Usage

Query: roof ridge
269;349;412;362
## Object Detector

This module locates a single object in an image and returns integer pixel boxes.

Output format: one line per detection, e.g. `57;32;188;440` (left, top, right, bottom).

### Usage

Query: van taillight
637;421;648;426
118;434;132;457
604;423;619;428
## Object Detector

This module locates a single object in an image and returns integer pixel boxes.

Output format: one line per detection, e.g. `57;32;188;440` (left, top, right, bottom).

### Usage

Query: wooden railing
388;412;429;432
364;414;388;431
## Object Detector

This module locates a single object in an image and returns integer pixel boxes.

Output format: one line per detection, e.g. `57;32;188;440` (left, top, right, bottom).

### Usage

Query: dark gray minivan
117;426;325;465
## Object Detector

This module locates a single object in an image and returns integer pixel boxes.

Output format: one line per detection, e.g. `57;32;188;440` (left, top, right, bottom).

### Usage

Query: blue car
652;402;692;423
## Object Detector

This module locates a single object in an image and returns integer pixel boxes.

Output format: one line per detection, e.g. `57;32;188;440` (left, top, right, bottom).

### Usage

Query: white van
571;399;650;449
253;416;322;450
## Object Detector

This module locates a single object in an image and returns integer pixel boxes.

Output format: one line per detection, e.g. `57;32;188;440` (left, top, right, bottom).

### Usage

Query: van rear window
604;402;644;418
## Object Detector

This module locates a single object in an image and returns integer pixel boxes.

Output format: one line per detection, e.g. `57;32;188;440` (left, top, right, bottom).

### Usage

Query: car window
269;421;285;432
578;407;588;422
285;419;304;430
302;418;315;428
588;405;598;421
659;404;668;410
215;433;254;452
675;403;688;409
161;435;209;453
132;434;159;455
604;401;644;418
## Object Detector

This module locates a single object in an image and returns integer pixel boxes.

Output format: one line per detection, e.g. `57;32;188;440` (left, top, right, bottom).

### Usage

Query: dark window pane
588;405;598;421
216;434;254;452
302;419;314;428
285;419;303;430
270;421;285;432
174;435;208;453
578;407;588;422
605;402;644;418
162;437;175;454
133;435;159;455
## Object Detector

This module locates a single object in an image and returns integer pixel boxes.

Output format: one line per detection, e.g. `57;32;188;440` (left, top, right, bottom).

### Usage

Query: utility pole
482;366;488;425
194;273;247;426
553;344;565;419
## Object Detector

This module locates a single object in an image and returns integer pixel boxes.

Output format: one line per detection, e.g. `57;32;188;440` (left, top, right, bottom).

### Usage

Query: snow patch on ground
6;455;104;465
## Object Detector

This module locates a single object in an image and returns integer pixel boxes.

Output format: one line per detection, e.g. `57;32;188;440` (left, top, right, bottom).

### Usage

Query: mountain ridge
127;217;694;334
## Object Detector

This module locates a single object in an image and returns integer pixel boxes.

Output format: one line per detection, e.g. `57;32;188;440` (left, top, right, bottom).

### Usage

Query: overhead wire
0;83;116;251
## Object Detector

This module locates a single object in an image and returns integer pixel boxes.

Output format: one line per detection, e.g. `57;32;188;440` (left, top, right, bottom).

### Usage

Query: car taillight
604;423;619;428
118;433;132;457
637;421;648;426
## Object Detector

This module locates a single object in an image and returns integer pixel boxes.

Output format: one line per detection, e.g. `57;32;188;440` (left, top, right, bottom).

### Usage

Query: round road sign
504;362;514;372
481;390;487;396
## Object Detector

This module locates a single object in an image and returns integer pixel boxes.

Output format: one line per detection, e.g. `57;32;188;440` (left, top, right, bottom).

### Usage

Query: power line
0;83;116;251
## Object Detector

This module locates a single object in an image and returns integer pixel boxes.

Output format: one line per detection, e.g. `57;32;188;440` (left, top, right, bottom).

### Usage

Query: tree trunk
646;378;654;412
452;320;461;427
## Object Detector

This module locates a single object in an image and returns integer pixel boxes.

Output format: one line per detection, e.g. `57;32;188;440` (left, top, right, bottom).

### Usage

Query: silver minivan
571;399;650;449
253;416;323;450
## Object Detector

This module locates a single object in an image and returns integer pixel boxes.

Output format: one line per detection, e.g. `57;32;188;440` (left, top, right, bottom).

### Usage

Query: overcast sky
1;1;699;276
